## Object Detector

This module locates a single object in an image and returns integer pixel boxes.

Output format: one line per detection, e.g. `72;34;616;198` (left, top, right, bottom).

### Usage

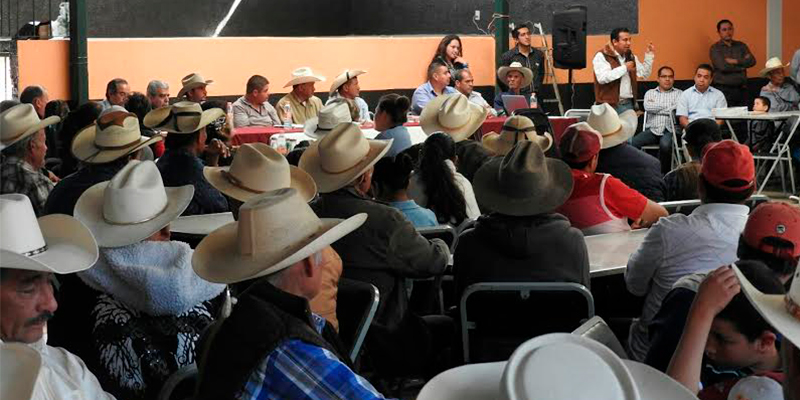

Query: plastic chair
336;278;380;363
418;224;459;253
564;109;591;122
157;363;198;400
660;194;770;215
571;316;628;359
640;110;684;170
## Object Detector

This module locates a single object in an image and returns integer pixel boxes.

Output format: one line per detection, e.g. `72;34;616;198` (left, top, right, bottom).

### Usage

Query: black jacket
597;143;666;202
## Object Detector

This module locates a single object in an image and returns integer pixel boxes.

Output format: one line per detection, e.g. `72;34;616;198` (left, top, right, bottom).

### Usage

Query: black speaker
552;5;588;69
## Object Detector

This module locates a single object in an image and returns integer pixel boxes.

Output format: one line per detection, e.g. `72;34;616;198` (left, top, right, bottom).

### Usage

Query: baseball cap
559;122;602;164
700;140;755;191
743;202;800;260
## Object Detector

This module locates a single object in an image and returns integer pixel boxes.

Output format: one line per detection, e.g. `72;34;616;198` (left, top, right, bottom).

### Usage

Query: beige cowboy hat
586;103;638;149
283;67;326;88
177;73;213;99
74;160;194;248
0;194;98;274
143;101;225;134
0;104;60;151
473;140;573;216
759;57;791;77
303;101;353;139
192;187;366;284
71;111;162;164
0;343;42;400
420;93;489;142
329;69;367;96
734;263;800;346
481;115;552;156
204;143;317;203
497;61;533;88
299;122;393;193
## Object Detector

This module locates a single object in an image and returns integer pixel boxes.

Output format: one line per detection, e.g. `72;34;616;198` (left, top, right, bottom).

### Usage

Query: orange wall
783;0;800;64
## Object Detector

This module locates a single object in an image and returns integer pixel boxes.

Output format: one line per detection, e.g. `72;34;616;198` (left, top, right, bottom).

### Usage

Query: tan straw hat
143;101;225;134
734;263;800;346
497;61;533;88
329;69;367;96
299;122;392;193
420;93;489;142
759;57;791;77
0;104;60;151
303;101;353;139
71;111;162;164
74;160;194;248
586;103;638;149
177;73;213;99
283;67;326;88
0;342;42;400
192;188;366;284
204;143;317;203
481;115;552;156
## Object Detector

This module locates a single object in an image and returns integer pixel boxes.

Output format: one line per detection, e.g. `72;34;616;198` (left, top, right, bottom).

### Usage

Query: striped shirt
643;87;682;135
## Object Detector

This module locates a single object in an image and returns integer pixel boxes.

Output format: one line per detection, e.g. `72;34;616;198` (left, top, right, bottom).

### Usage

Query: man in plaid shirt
632;66;683;174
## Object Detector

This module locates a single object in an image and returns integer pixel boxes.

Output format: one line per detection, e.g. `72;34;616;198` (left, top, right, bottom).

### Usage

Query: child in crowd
750;96;775;153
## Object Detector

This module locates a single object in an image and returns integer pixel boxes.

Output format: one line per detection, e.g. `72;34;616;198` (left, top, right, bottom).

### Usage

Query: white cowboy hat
759;57;791;77
329;69;367;96
417;334;697;400
0;104;60;151
74;160;194;248
481;115;552;156
303;101;353;139
497;62;533;89
734;263;800;346
71;111;162;164
586;103;638;149
420;93;489;142
192;187;366;284
0;343;42;400
177;73;213;99
299;122;392;193
143;101;225;134
0;194;98;274
283;67;326;88
204;143;317;203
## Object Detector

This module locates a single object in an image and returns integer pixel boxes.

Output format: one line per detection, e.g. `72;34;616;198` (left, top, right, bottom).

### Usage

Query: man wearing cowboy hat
710;19;756;110
178;73;213;103
100;78;130;110
0;194;114;398
411;61;457;115
0;104;60;216
480;115;551;156
327;69;371;123
276;67;325;125
493;61;535;113
759;57;800;114
231;75;281;128
43;109;161;216
593;27;655;114
191;188;386;399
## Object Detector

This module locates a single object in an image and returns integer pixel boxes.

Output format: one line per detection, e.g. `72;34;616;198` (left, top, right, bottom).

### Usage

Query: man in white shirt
676;64;728;128
593;27;655;114
631;66;682;173
454;69;497;117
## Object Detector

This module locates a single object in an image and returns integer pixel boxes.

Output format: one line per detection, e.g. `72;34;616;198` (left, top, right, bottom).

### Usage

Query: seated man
626;140;755;362
146;80;170;109
100;78;130;110
493;62;534;113
454;68;497;117
232;75;281;127
19;85;49;118
177;73;213;103
191;188;385;399
663;119;723;201
631;66;682;174
557;122;667;235
0;194;114;398
276;67;325;125
411;61;457;115
676;64;727;129
0;104;60;216
759;57;799;113
327;69;371;122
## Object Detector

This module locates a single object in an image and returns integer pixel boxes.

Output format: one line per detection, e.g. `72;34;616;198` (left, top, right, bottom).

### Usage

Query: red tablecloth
475;116;578;143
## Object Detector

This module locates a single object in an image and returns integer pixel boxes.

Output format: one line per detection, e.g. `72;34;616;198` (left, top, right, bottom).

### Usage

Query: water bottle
530;93;538;109
282;103;292;129
226;101;235;130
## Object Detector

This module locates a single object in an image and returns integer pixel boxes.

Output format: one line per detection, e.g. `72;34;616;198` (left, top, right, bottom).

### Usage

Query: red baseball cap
701;140;755;191
560;122;602;164
743;202;800;260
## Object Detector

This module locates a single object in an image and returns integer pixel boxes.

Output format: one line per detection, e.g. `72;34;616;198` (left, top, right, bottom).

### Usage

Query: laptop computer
502;95;530;116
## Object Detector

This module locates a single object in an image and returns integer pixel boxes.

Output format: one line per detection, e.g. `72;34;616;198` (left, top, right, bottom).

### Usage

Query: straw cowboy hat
0;343;42;400
143;101;225;134
481;115;552;156
420;93;489;142
71;111;162;164
74;160;194;248
586;103;638;149
417;333;697;400
192;187;367;284
283;67;326;88
299;122;392;193
736;264;800;346
329;69;367;96
303;101;353;139
473;140;573;216
0;104;60;151
497;61;533;88
204;143;317;203
0;194;98;274
177;73;213;99
759;57;791;77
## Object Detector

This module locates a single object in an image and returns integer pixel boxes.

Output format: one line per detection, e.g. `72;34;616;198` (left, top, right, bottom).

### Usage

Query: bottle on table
282;103;293;129
530;93;538;109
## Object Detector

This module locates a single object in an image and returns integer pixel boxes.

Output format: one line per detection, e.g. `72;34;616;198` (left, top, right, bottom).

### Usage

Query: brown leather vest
593;46;638;107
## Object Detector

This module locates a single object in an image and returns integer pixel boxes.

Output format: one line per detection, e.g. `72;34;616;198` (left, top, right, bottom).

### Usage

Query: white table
171;212;234;235
585;229;648;277
275;125;429;146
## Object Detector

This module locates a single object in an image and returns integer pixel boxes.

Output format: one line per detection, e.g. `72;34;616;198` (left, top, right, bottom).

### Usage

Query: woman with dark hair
56;101;103;177
373;154;438;228
408;132;480;224
433;35;468;85
375;94;412;157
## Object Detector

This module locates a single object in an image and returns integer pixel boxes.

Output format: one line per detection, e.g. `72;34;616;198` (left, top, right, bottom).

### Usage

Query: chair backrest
571;316;628;359
564;109;591;121
418;224;459;253
512;108;554;135
455;218;476;235
157;363;198;400
661;194;773;215
336;278;380;363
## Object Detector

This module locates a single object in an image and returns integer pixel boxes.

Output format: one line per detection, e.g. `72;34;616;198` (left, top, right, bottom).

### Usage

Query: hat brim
204;165;317;203
0;214;98;274
0;343;42;400
177;80;213;99
600;110;638;149
473;155;573;216
0;116;60;151
71;125;162;164
192;213;367;284
143;107;225;134
329;70;367;96
420;95;489;142
482;132;553;156
497;66;534;89
299;137;392;193
303;117;336;139
733;264;800;345
759;64;790;77
74;181;194;248
283;75;326;88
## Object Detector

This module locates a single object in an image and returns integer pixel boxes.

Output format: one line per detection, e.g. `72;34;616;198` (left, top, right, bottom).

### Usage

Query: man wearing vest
593;27;655;114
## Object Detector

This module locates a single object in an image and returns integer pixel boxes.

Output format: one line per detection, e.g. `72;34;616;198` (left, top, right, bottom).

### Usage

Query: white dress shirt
593;50;655;100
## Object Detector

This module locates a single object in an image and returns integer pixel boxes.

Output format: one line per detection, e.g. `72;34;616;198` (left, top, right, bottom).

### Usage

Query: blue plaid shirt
240;314;389;400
